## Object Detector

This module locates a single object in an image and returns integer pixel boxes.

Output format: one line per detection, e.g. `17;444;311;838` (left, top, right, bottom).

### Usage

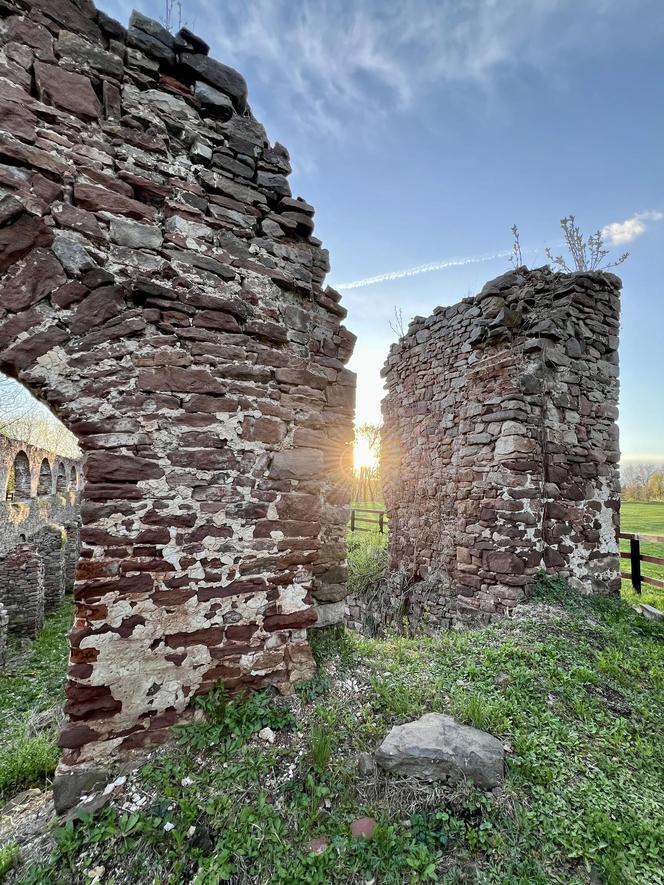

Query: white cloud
601;211;663;246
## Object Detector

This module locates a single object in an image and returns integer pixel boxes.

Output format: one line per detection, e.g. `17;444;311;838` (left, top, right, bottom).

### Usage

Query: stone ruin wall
372;267;621;633
0;436;82;662
0;0;355;767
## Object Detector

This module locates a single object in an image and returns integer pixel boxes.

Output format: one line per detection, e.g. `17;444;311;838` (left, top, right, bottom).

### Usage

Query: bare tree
0;375;38;437
0;373;80;458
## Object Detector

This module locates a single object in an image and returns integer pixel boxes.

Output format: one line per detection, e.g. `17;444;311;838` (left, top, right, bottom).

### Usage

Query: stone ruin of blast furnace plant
0;0;620;779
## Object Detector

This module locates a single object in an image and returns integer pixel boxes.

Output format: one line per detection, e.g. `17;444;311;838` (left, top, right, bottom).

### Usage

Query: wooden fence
619;532;664;594
350;508;386;534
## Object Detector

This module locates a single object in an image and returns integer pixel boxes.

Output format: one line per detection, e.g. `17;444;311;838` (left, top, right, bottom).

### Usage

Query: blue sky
101;2;664;458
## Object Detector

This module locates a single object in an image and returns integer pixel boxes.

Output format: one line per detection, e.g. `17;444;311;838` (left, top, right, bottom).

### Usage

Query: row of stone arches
5;452;80;501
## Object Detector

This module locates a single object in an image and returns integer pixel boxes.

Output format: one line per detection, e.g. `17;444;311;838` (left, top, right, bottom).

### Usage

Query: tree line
621;463;664;502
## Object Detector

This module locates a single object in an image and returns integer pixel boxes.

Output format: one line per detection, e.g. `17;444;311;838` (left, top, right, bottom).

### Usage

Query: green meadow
620;501;664;610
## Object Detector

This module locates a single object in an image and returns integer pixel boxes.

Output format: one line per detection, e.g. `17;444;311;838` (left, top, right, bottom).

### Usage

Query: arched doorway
7;451;31;500
55;462;68;493
37;458;52;496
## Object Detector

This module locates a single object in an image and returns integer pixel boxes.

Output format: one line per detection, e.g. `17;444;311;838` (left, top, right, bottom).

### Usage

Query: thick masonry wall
380;267;621;628
1;543;46;638
0;1;355;764
37;523;67;611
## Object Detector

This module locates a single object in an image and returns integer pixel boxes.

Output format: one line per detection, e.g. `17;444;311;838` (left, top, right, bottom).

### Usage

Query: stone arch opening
70;465;80;491
37;458;53;496
55;462;68;493
7;451;31;501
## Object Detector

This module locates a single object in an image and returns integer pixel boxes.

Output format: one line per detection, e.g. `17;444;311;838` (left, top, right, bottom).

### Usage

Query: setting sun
353;434;379;472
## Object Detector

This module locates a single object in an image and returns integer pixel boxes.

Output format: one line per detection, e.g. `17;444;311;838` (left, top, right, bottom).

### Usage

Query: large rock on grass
375;713;504;790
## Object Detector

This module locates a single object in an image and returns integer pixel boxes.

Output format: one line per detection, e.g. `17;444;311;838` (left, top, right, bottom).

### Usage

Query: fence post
630;537;642;594
378;511;384;534
350;510;355;532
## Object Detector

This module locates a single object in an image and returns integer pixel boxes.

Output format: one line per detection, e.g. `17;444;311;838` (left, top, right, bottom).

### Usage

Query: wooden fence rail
619;532;664;594
350;508;386;534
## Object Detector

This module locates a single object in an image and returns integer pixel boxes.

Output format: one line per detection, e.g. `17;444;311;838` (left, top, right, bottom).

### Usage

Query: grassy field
13;582;664;884
620;501;664;610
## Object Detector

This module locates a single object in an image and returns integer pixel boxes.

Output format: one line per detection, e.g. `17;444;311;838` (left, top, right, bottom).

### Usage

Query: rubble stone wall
37;523;68;611
0;436;81;648
0;602;8;667
1;543;46;638
0;0;354;764
381;267;621;627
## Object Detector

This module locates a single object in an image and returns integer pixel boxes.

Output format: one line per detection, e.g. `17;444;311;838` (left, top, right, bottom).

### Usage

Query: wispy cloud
335;250;512;291
183;0;648;139
601;210;663;246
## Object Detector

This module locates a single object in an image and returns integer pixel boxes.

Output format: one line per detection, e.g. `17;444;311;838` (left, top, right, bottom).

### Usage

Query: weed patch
0;600;72;801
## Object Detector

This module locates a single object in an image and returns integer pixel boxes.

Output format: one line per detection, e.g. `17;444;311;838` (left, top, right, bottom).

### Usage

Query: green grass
0;600;73;800
18;582;664;885
620;501;664;610
347;530;388;596
0;843;19;881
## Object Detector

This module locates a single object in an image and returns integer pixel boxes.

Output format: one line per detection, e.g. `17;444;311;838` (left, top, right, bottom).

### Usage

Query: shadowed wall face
382;267;621;627
0;2;355;765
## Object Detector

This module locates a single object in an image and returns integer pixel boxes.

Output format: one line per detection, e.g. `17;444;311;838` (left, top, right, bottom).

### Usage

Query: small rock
53;766;111;814
307;836;329;854
128;10;175;49
639;604;663;622
375;712;504;790
126;27;175;66
0;194;25;227
34;61;101;121
175;27;210;55
190;138;213;163
258;726;275;744
194;82;234;120
110;218;163;251
350;817;376;839
179;53;248;112
494;673;511;690
357;752;376;777
52;235;97;276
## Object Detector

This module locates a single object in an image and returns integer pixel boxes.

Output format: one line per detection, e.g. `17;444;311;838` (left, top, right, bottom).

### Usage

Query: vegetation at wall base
0;843;19;882
13;583;663;885
347;529;389;596
0;601;72;800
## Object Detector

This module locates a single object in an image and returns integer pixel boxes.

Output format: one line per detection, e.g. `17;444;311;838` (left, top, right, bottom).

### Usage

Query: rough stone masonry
0;436;81;653
0;0;355;765
380;266;621;629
